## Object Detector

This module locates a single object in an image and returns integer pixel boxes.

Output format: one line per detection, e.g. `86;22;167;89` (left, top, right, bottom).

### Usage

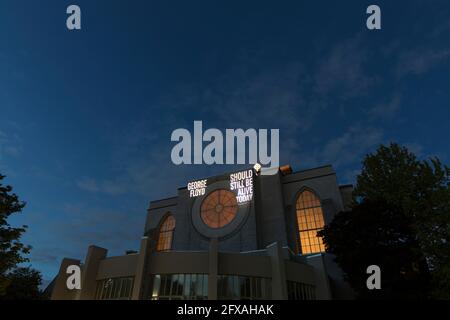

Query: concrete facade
50;165;354;300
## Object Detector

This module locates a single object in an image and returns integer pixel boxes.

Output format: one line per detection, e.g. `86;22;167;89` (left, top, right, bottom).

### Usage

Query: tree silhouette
0;267;43;300
319;143;450;299
0;174;43;299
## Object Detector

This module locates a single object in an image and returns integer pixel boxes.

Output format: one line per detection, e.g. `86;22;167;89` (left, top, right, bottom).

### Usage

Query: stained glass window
201;189;238;229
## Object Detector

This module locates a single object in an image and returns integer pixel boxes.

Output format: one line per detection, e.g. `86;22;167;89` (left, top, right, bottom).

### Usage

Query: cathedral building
50;164;354;300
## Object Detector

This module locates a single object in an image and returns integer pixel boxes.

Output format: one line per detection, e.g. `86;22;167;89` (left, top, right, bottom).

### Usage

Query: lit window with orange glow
296;190;325;254
156;215;176;252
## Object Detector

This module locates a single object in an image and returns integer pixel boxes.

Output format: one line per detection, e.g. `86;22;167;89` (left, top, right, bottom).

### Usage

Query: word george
230;170;253;204
66;5;81;30
188;179;207;198
366;265;381;289
366;5;381;30
171;121;279;171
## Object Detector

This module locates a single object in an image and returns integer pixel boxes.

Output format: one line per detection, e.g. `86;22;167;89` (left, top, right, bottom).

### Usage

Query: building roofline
148;196;178;209
150;196;178;203
149;164;337;205
290;164;334;175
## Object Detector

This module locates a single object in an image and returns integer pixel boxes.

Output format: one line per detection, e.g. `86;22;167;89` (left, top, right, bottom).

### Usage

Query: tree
0;174;43;299
0;267;43;300
319;143;450;299
320;199;430;299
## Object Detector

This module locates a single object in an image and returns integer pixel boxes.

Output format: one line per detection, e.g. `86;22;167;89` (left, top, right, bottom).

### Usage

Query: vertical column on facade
267;242;288;299
305;254;332;300
131;236;150;300
208;238;218;300
79;246;108;300
51;258;81;300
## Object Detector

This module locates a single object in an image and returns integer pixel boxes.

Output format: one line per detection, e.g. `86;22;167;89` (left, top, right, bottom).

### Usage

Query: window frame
294;188;326;255
156;214;176;252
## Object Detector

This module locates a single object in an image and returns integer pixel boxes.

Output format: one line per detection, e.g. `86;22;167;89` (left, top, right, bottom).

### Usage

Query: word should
171;121;279;170
230;170;253;204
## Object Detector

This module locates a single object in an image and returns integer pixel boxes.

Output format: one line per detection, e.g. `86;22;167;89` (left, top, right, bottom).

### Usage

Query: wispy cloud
76;177;100;193
198;62;313;133
0;130;22;159
55;203;144;254
302;125;384;168
396;48;450;77
368;94;402;120
0;130;22;176
76;176;127;195
313;35;376;99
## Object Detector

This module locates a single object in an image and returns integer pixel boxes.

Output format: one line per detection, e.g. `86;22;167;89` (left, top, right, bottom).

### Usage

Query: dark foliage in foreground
319;143;450;299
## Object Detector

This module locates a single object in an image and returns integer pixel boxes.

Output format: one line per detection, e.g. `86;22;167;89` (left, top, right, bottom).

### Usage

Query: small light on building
253;163;262;175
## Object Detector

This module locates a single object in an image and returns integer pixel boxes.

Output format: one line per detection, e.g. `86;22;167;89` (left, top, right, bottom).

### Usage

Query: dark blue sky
1;0;450;285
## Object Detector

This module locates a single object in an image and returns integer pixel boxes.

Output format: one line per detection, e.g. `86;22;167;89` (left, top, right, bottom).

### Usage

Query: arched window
156;215;176;252
296;190;325;254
